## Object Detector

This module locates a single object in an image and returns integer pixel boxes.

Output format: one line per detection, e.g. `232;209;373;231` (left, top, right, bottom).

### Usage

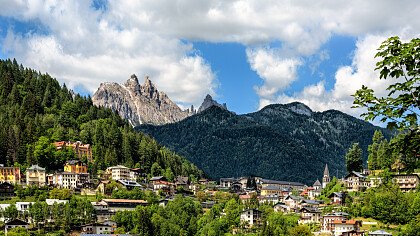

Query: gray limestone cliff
92;75;192;126
197;94;227;113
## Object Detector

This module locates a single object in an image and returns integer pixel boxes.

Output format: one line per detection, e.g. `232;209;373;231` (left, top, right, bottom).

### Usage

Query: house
0;182;15;199
82;223;114;234
64;160;88;173
273;202;289;213
344;171;369;192
26;165;46;186
150;176;173;193
100;199;148;211
240;209;262;227
332;220;362;236
369;177;383;188
258;194;280;205
220;178;238;188
283;195;303;211
54;141;93;161
260;179;306;191
369;230;392;236
174;176;190;190
313;179;322;191
0;166;21;184
328;192;345;205
298;207;322;224
261;185;285;196
392;174;419;192
118;179;143;190
5;219;29;234
307;187;321;200
54;172;90;189
96;180;113;195
45;199;69;206
16;202;35;213
322;212;349;232
129;168;143;180
106;165;131;181
91;201;114;222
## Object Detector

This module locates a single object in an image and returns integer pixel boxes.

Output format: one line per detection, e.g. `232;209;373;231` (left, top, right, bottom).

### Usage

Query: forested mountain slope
138;103;391;184
0;59;202;179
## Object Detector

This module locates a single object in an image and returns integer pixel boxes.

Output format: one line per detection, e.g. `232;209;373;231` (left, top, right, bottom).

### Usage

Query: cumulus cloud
273;34;414;118
1;0;420;111
246;48;302;108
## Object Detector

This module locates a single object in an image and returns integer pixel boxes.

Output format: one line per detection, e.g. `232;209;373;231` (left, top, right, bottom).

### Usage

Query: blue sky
0;0;418;117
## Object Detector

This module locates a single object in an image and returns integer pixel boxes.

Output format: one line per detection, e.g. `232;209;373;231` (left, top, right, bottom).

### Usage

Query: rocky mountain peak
141;76;159;99
124;74;140;93
198;94;227;113
92;74;190;126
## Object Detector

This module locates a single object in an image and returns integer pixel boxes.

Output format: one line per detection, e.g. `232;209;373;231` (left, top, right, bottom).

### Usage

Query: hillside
137;103;391;184
0;59;202;179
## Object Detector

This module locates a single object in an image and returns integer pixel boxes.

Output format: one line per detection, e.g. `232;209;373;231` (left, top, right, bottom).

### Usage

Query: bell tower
322;164;330;189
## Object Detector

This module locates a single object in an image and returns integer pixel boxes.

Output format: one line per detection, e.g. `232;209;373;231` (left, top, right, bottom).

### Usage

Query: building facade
64;160;88;174
26;165;46;186
106;165;131;181
54;141;93;161
0;166;21;184
393;174;419;192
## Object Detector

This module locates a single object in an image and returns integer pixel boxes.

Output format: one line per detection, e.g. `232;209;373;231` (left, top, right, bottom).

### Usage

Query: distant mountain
92;75;194;126
137;102;391;184
197;94;228;113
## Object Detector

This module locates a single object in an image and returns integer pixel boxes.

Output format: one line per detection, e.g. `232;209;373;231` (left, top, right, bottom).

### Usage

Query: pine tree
368;130;385;170
345;143;363;173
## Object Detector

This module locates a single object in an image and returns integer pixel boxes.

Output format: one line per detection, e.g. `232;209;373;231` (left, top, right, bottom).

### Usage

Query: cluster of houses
0;138;417;236
226;165;408;236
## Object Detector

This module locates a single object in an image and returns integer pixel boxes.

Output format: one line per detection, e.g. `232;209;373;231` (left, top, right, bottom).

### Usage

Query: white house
106;165;131;181
240;209;262;227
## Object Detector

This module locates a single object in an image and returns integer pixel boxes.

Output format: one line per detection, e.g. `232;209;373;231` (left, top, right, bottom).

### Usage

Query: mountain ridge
137;102;391;184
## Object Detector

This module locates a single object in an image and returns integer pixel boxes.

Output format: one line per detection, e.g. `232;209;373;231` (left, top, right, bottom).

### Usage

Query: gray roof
27;164;45;171
313;179;321;186
150;176;165;181
324;212;349;217
300;206;321;213
261;179;305;186
345;171;366;179
369;230;392;235
301;199;320;205
324;164;330;177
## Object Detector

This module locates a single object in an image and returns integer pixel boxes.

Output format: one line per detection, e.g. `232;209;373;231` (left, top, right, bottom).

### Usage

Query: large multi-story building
393;174;419;192
106;165;131;181
64;160;88;173
26;165;46;186
54;172;89;189
54;141;93;161
0;166;21;184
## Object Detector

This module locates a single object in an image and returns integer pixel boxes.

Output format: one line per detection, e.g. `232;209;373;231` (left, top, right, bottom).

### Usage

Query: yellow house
64;160;88;173
0;166;21;184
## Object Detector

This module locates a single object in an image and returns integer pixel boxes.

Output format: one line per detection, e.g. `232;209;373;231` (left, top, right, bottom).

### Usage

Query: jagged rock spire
198;94;228;113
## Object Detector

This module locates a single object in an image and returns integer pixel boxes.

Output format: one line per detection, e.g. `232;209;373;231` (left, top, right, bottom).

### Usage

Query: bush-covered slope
138;103;391;184
0;59;202;180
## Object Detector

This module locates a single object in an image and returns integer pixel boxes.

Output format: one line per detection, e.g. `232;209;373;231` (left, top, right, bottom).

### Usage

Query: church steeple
322;164;330;189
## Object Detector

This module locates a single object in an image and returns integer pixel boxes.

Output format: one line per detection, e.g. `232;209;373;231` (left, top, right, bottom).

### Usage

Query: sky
0;0;419;120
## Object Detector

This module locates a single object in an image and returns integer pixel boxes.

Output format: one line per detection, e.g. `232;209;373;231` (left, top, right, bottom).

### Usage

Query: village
0;140;417;236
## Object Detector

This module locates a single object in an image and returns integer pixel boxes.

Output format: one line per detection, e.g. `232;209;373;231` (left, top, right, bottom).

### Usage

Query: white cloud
246;48;302;108
273;34;416;118
1;0;420;111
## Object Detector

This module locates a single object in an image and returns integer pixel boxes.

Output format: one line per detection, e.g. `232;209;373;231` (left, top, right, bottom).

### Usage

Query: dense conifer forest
0;59;202;179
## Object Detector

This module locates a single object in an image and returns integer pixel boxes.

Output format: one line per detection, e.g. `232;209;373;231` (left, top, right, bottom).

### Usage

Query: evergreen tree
368;130;384;170
345;143;363;173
